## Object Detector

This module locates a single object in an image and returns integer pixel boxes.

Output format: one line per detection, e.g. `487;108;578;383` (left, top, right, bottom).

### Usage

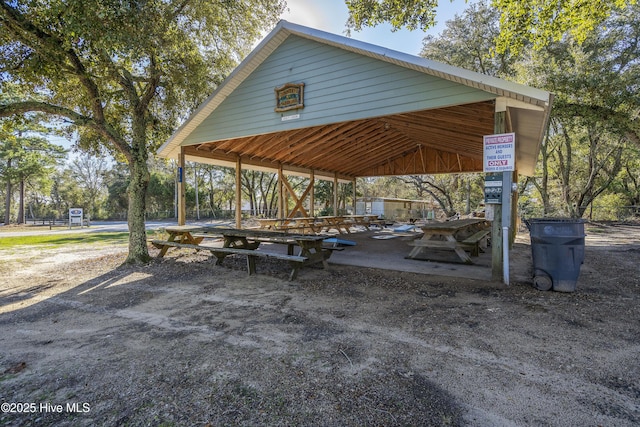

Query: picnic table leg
158;232;178;258
289;264;301;280
246;255;257;275
407;232;435;259
447;235;473;264
298;241;330;269
224;236;260;250
212;252;228;265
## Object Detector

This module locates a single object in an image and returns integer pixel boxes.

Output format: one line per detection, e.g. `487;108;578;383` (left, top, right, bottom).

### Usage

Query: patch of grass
586;227;606;233
0;232;129;249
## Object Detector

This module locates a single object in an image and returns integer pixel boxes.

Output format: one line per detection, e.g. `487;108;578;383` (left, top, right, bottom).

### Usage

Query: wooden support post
333;174;338;216
177;148;186;226
235;157;242;229
492;110;506;281
511;170;519;247
277;166;284;219
310;171;315;217
353;178;357;214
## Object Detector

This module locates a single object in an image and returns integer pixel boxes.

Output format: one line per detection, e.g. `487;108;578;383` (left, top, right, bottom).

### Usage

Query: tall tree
50;168;85;218
0;0;285;262
1;112;65;224
420;1;516;77
523;4;640;217
345;0;636;54
69;153;109;220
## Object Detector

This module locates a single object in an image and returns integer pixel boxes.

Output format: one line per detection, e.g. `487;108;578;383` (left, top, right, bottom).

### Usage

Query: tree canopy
345;0;637;54
0;0;285;262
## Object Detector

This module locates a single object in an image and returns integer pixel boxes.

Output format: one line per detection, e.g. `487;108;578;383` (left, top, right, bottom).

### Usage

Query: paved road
0;220;234;237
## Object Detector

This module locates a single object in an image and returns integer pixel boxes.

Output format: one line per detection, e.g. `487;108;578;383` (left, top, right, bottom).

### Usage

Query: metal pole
503;226;510;285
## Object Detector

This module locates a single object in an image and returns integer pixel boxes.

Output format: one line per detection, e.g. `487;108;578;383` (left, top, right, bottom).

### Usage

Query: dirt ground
0;222;639;426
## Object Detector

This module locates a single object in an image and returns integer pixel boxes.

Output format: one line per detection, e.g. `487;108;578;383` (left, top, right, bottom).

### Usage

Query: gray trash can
525;218;586;292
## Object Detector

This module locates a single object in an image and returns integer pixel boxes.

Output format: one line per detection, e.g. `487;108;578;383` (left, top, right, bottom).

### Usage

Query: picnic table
406;218;490;264
343;214;386;230
254;216;357;234
314;215;352;234
152;225;337;280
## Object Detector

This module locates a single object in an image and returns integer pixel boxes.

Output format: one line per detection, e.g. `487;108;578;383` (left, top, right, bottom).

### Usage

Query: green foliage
1;0;286;155
0;0;285;260
521;4;640;217
346;0;440;33
68;153;110;218
588;193;628;220
493;0;637;54
104;163;130;217
345;0;637;55
49;169;85;216
420;1;516;77
1;83;67;222
417;1;640;219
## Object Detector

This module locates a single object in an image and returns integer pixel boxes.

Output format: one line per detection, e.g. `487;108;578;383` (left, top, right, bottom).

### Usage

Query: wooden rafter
186;101;495;179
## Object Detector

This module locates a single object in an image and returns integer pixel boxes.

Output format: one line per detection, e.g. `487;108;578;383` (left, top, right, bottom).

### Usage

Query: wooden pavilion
157;20;553;279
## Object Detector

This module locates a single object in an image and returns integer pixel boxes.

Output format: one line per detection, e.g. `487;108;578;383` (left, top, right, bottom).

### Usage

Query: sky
279;0;474;55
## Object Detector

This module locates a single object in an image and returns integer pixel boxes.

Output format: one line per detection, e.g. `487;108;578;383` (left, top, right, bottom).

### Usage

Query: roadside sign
69;208;84;227
483;132;515;172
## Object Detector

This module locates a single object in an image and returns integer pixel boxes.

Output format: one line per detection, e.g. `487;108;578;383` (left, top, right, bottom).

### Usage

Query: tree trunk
465;178;471;214
4;156;12;224
17;179;25;224
4;176;11;225
124;129;151;264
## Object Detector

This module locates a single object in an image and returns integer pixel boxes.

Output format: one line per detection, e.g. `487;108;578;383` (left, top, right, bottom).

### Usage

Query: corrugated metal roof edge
158;20;552;159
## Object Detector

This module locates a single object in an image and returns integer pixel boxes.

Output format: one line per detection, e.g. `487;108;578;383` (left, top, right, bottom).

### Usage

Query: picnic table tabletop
418;218;487;232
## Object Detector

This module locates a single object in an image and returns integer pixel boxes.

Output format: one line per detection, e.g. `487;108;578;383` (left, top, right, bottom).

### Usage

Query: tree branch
1;1;107;125
0;101;131;162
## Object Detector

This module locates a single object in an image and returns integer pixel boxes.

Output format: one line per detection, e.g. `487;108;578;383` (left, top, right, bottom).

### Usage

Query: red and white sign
483;132;515;172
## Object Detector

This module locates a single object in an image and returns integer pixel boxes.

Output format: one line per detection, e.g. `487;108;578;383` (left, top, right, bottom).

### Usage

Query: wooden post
310;171;315;217
177;148;186;226
333;174;338;216
235;157;242;229
491;111;505;281
511;170;519;247
278;165;284;218
353;178;357;214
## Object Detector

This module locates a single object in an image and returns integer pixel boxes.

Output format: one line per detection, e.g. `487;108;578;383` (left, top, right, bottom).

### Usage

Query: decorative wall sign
275;83;305;112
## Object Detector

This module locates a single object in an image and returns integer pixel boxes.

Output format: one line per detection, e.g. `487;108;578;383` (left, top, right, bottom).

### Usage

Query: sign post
484;132;516;285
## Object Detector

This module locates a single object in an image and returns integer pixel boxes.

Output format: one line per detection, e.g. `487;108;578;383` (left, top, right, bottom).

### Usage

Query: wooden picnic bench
152;225;341;280
459;229;491;257
151;239;308;280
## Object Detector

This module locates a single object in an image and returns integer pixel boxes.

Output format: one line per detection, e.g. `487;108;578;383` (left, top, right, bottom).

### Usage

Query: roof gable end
158;20;551;161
